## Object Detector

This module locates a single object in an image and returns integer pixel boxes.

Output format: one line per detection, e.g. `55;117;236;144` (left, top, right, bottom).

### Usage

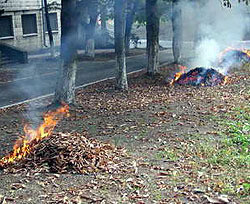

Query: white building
0;0;61;51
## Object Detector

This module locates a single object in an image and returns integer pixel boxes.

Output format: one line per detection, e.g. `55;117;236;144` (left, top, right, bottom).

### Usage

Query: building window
21;14;37;35
45;13;58;32
0;16;13;38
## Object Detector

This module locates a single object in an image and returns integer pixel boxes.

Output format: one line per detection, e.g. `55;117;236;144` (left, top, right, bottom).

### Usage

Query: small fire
170;66;229;86
218;47;250;65
243;49;250;58
218;46;236;61
222;76;228;85
170;65;187;85
0;104;69;166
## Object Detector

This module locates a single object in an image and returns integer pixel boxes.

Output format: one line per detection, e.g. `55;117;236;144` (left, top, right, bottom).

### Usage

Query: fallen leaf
205;195;229;203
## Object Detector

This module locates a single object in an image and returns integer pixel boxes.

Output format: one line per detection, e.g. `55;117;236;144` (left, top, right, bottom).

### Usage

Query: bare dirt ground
0;63;249;203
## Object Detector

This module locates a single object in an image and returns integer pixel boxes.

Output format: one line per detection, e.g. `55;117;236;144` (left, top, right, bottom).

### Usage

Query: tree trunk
125;0;138;53
77;1;88;49
0;8;4;17
100;6;107;31
0;51;2;68
146;0;159;76
85;0;98;58
114;0;128;90
100;4;109;48
54;0;77;105
44;0;55;57
172;0;182;63
193;1;203;49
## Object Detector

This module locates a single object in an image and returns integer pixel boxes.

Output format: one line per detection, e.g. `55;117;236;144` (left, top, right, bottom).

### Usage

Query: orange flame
222;76;228;85
218;47;250;64
218;46;235;61
170;65;187;85
242;49;250;58
0;104;69;166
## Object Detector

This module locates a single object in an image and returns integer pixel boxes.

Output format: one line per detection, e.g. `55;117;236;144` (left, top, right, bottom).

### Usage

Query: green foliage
213;107;250;167
155;148;179;161
224;108;250;155
195;106;250;168
242;182;250;193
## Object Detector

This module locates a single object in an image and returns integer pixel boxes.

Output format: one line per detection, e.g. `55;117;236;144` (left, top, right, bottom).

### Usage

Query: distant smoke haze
181;0;250;73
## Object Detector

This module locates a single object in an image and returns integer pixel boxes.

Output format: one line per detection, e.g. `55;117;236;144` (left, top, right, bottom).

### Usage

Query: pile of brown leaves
1;132;131;174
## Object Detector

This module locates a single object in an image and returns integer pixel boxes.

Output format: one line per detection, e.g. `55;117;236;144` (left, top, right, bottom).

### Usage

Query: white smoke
181;0;250;73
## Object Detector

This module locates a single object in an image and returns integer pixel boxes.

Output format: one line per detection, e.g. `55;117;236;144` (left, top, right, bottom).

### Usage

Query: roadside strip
0;68;146;109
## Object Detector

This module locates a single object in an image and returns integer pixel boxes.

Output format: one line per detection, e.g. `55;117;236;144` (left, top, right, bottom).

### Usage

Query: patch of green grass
222;107;250;165
155;148;179;161
134;129;148;140
152;189;163;201
191;106;250;197
206;146;249;167
242;182;250;194
200;107;250;167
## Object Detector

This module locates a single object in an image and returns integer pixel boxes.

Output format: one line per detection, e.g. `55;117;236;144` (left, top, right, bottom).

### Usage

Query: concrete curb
0;68;145;110
0;61;172;110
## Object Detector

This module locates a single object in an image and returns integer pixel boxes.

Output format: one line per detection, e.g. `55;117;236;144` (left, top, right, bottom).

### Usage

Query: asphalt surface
0;50;174;108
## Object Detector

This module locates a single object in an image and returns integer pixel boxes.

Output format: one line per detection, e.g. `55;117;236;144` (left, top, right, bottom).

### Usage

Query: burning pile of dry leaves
0;58;249;203
1;131;133;174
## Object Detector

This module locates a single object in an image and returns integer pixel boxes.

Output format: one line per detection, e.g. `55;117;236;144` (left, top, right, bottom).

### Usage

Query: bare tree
146;0;160;76
172;0;182;63
85;0;98;58
100;4;108;32
125;0;139;53
76;1;88;49
44;0;55;57
114;0;128;90
54;0;78;105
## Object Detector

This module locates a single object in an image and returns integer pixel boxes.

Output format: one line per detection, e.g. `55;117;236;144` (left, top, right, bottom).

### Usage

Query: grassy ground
0;63;249;203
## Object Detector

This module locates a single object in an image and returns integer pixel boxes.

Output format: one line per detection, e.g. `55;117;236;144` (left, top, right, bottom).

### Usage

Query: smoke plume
181;0;250;74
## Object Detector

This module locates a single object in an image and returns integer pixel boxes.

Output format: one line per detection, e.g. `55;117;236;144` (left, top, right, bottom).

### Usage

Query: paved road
0;50;174;108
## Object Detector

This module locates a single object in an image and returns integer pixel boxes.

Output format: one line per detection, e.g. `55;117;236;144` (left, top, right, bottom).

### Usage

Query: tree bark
0;9;4;17
114;0;128;90
85;0;98;58
76;1;88;49
146;0;159;76
0;51;2;68
125;0;138;53
54;0;77;105
44;0;55;57
100;5;107;31
172;0;182;63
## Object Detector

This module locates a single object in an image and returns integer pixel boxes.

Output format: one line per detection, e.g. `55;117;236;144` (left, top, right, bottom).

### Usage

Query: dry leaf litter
1;131;132;174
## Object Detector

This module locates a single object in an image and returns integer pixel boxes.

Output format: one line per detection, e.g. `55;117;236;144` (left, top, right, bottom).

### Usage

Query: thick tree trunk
77;2;88;49
172;0;182;63
85;0;98;58
193;1;203;49
100;5;109;48
101;6;107;31
0;9;4;17
146;0;159;76
125;0;138;53
0;51;2;68
44;0;55;57
114;0;128;90
54;0;77;105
